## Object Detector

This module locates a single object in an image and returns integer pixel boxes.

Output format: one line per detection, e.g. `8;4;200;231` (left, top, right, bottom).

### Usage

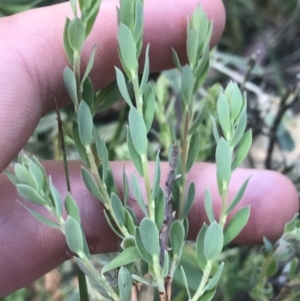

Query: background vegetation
1;0;300;300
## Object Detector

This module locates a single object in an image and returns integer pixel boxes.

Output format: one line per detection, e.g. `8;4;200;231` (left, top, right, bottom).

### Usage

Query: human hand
0;0;298;296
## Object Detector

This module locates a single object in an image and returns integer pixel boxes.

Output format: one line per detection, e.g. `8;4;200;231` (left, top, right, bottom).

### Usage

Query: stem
132;74;155;221
190;261;213;301
219;184;229;228
153;255;166;295
178;110;191;218
77;266;89;301
142;155;155;221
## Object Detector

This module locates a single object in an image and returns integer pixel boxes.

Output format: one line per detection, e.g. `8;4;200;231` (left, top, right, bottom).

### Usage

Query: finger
0;161;298;295
0;0;225;170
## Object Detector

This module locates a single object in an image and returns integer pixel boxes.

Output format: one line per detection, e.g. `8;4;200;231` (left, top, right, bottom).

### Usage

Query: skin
0;0;298;297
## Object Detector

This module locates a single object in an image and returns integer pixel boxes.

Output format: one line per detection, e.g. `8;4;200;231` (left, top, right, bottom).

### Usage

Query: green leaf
102;247;141;274
19;202;60;229
70;0;77;15
127;127;143;176
154;187;165;231
224;206;250;245
81;167;105;204
266;258;278;277
111;193;125;227
84;0;102;37
225;177;250;214
119;0;134;29
203;221;223;261
132;274;157;287
231;129;252;170
133;0;144;57
63;67;78;107
68;17;86;53
186;129;200;172
204;188;214;223
216;138;232;184
180;266;191;299
199;287;217;301
74;257;105;293
187;28;199;68
103;210;123;238
121;236;136;249
65;193;81;223
131;174;148;216
49;177;63;220
65;216;84;254
229;108;247;148
181;65;195;108
14;163;36;188
204;262;224;291
195;223;208;270
115;67;133;107
171;48;182;71
129;107;147;155
189;103;207;135
63;19;74;65
284;213;299;233
16;184;48;206
72;121;90;167
81;45;97;87
82;77;95;110
118;23;137;77
139;218;160;256
181;182;196;220
93;127;108;180
28;158;45;192
170;220;185;256
123;168;129;206
104;167;118;197
124;209;136;236
151;150;161;200
78;100;93;146
226;82;243;121
210;115;220;142
193;46;209;92
4;170;20;185
118;267;132;301
31;156;49;193
79;0;92;12
217;93;231;139
140;44;150;95
135;227;153;265
142;83;155;133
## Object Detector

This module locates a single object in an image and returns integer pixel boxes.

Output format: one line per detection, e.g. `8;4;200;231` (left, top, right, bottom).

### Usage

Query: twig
160;144;178;265
53;93;71;193
272;281;300;301
265;84;300;169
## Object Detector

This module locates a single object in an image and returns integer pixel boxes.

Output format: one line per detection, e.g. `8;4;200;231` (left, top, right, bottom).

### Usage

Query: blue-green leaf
63;67;78;107
217;93;231;139
170;220;185;257
111;193;125;227
181;65;195;108
204;188;214;223
129;107;147;155
203;221;223;261
224;206;250;245
139;218;160;256
102;247;141;274
78;100;93;146
118;267;132;301
131;174;148;216
225;177;250;214
68;18;86;54
186;129;201;172
181;182;196;220
118;23;137;77
65;216;84;254
216;138;232;184
16;184;48;206
195;223;208;270
115;67;133;107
